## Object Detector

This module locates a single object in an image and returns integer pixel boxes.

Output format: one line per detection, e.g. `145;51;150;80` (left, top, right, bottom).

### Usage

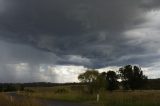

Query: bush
54;88;69;94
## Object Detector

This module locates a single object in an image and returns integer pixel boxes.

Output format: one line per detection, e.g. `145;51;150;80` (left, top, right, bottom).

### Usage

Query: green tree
78;69;99;93
119;65;148;90
96;72;108;90
106;71;118;91
78;69;99;83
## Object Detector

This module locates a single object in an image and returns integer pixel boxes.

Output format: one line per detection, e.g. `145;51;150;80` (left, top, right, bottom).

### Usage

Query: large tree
78;69;99;93
96;72;108;90
119;65;148;90
106;71;118;91
78;69;99;83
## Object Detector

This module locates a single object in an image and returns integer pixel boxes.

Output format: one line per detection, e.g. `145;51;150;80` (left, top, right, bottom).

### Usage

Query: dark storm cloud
140;0;160;9
0;0;160;69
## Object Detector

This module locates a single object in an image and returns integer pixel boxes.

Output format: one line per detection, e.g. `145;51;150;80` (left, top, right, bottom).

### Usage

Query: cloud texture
0;0;160;82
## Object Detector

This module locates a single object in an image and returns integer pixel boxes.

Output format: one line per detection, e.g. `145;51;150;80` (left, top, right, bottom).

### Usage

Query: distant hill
0;82;84;92
1;79;160;92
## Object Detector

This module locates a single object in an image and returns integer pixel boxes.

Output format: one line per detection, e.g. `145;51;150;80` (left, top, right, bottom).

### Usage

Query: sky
0;0;160;83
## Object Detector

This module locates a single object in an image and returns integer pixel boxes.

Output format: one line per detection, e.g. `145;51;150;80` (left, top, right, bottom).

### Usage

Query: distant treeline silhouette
0;65;160;92
0;82;85;92
78;65;150;93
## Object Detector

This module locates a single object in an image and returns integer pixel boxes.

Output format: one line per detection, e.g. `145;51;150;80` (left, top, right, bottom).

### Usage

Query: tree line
78;65;148;93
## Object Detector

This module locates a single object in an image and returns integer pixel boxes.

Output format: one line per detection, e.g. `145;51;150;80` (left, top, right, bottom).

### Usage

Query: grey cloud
0;0;160;72
141;0;160;9
0;63;58;83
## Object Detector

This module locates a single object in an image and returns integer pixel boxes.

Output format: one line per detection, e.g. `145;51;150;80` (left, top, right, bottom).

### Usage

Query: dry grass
96;90;160;106
0;93;42;106
22;86;95;102
21;86;160;106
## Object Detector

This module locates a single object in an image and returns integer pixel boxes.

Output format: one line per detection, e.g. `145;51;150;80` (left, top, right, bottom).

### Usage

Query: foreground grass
21;86;160;106
96;90;160;106
22;86;95;102
0;93;42;106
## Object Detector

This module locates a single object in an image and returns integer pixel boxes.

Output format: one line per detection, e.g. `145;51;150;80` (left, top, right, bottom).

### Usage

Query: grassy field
20;86;160;106
22;86;95;102
0;93;42;106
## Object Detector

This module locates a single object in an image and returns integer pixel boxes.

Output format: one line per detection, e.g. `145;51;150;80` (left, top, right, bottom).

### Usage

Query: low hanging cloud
0;0;160;82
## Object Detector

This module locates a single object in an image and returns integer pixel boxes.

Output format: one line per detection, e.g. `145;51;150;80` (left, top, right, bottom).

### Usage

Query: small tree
119;65;148;90
106;71;118;91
